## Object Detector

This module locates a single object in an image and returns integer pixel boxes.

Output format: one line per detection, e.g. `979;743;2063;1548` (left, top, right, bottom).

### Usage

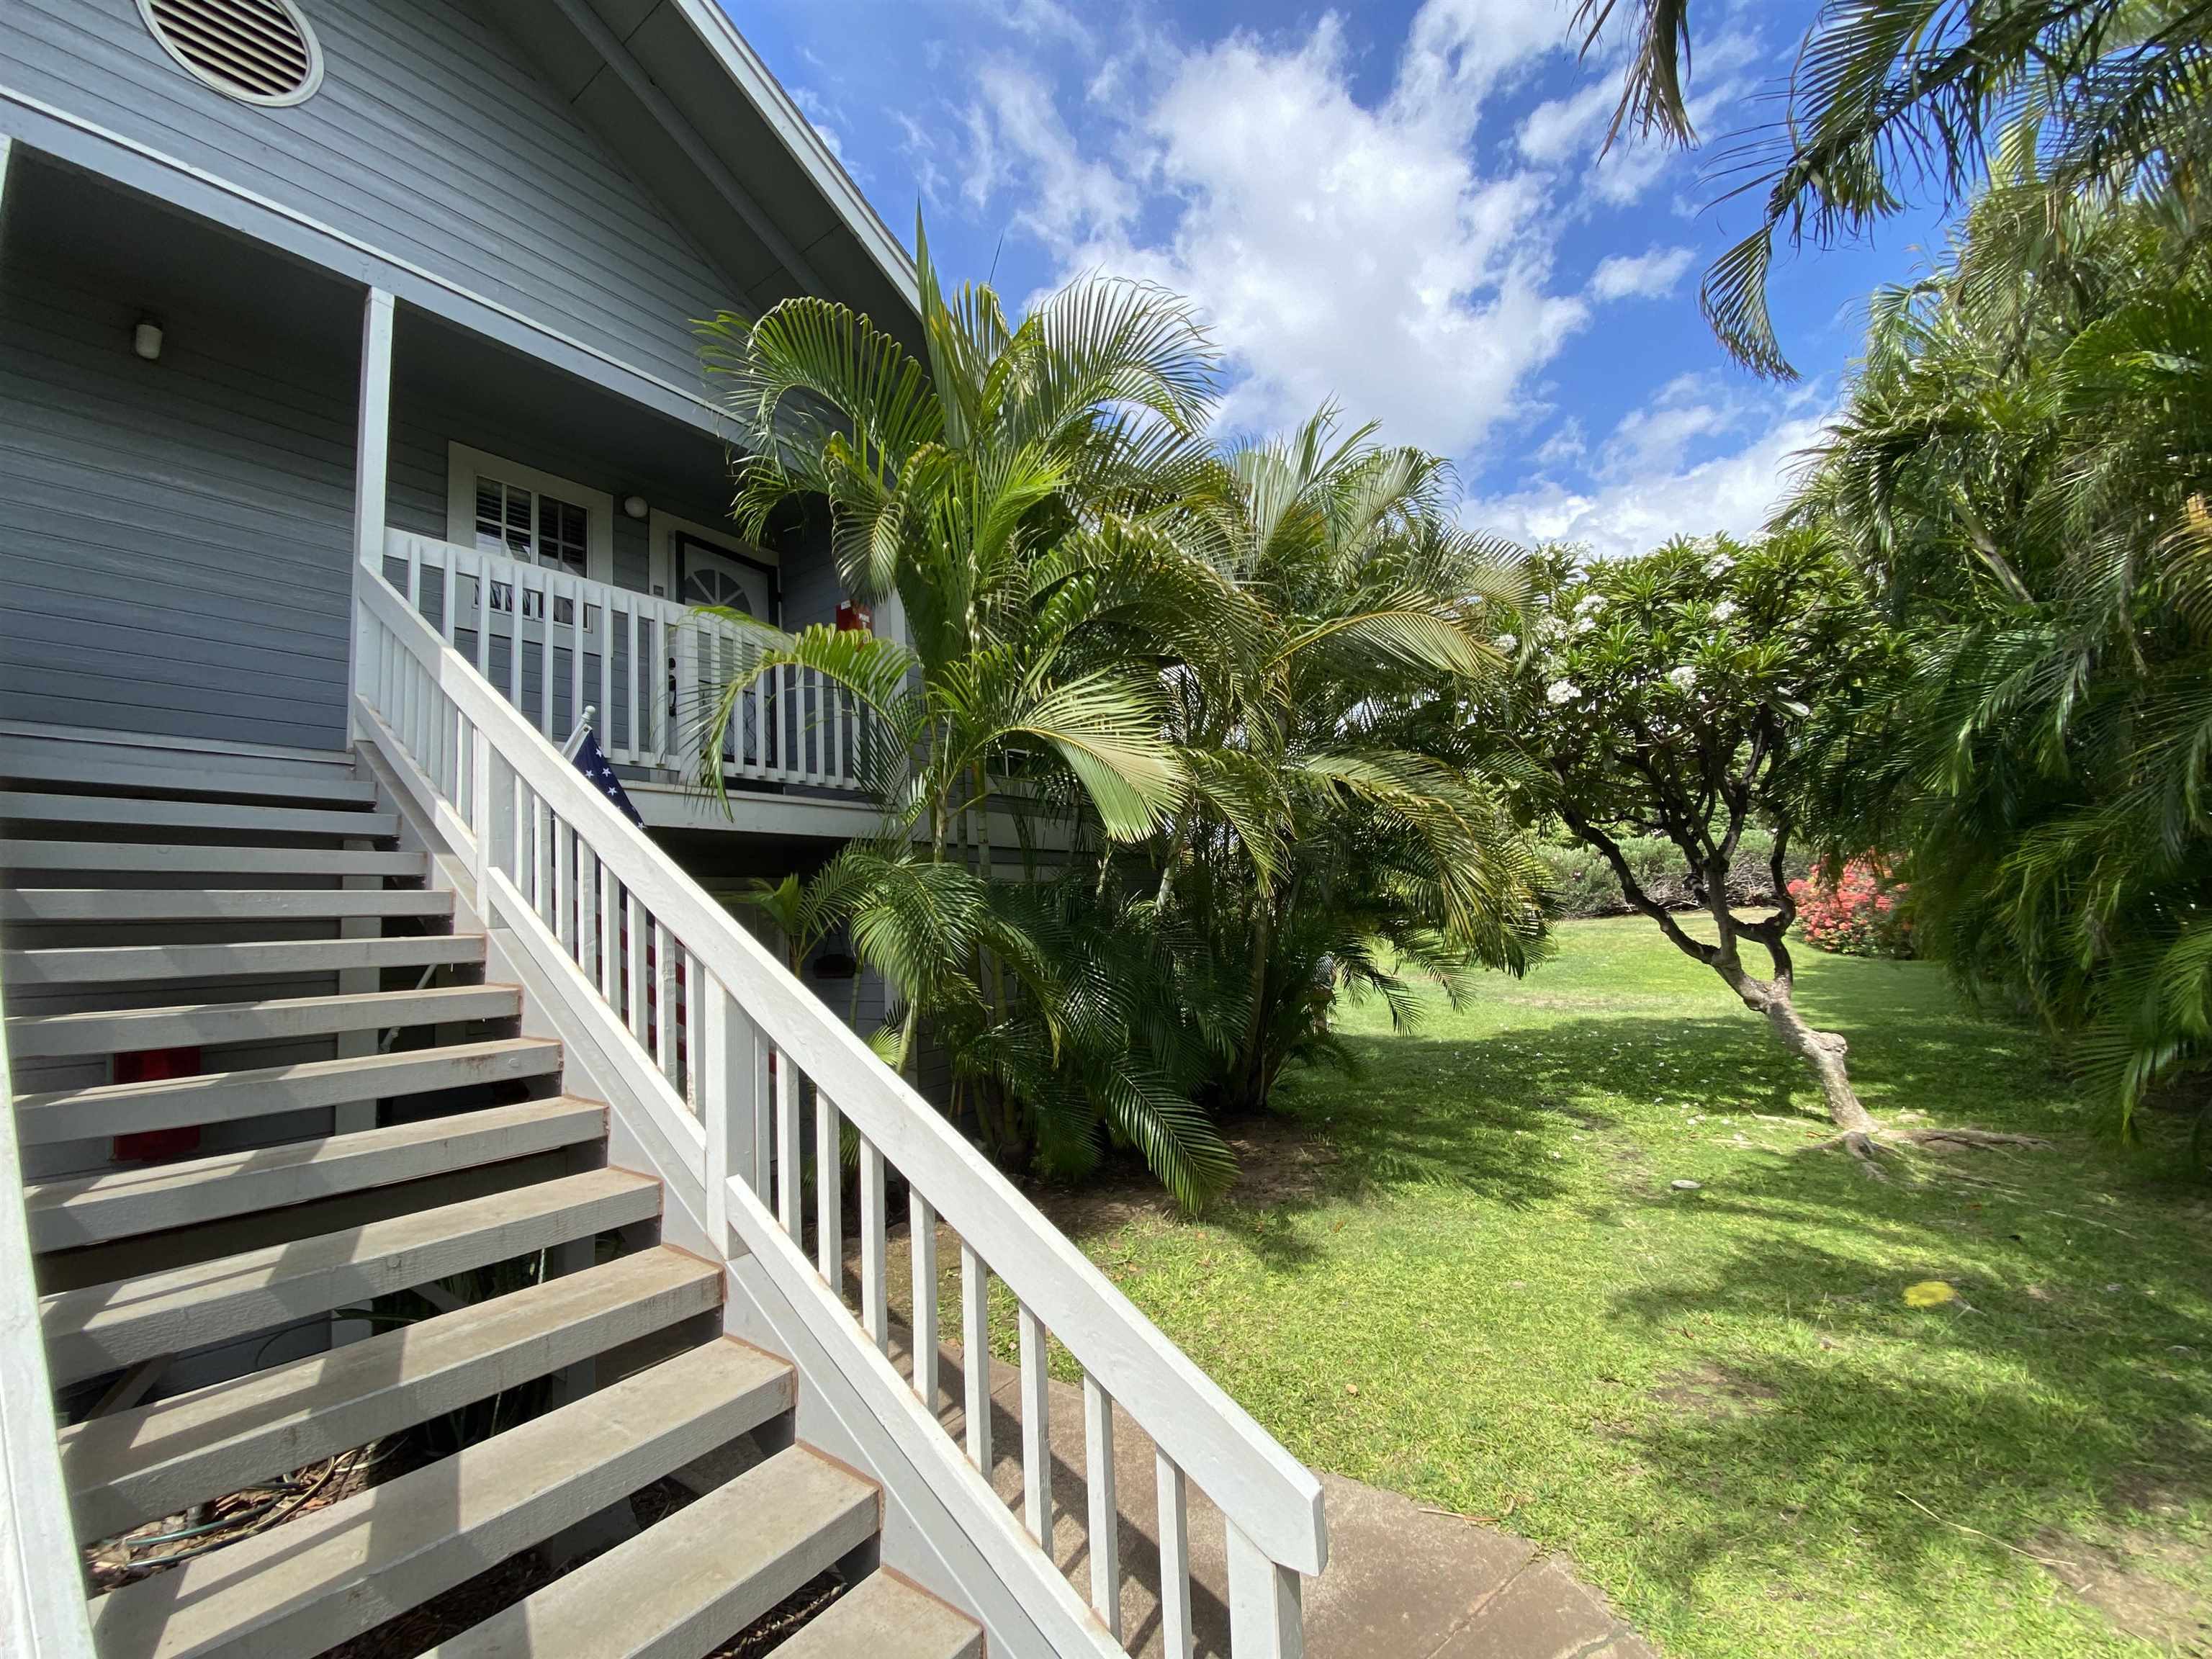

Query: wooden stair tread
40;1168;660;1385
13;1038;563;1144
86;1339;796;1659
59;1248;724;1543
0;842;423;878
4;934;485;986
5;984;521;1057
0;791;397;839
0;749;377;805
0;889;453;922
24;1097;606;1250
424;1445;878;1659
765;1575;983;1659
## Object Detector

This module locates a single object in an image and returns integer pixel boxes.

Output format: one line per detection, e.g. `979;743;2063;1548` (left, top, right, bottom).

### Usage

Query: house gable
0;0;753;397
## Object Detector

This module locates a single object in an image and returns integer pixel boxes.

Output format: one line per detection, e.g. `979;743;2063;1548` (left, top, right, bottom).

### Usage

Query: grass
1036;918;2212;1659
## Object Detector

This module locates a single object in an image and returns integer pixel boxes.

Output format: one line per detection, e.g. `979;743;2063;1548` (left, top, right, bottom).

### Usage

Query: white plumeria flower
1577;592;1606;615
1711;601;1737;621
1493;633;1518;654
1546;680;1580;706
1572;616;1597;634
1667;665;1698;690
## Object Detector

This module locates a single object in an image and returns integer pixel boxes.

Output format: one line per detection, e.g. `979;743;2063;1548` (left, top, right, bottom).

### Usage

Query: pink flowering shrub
1789;860;1913;958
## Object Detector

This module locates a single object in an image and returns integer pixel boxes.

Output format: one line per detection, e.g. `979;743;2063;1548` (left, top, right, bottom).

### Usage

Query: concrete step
0;792;397;840
0;745;376;805
59;1248;724;1542
40;1167;661;1385
6;984;520;1058
765;1575;983;1659
0;888;453;923
425;1445;879;1659
24;1097;606;1251
3;934;484;988
13;1038;564;1145
86;1339;795;1659
0;842;424;879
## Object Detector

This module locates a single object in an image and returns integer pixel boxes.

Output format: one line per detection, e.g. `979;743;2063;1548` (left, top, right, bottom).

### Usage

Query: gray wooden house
0;6;1327;1658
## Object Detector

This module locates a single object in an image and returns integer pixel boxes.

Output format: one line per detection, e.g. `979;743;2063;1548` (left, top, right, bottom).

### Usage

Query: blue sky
726;0;1954;557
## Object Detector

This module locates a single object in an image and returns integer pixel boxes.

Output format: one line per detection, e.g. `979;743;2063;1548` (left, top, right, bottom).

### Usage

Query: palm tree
1575;0;2212;377
685;236;1552;1208
689;228;1258;1205
1156;411;1551;1110
1792;181;2212;1148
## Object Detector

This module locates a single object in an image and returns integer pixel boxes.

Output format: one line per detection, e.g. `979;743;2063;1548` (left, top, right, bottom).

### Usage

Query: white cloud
1518;78;1613;163
1466;407;1832;559
957;4;1592;456
1588;244;1693;301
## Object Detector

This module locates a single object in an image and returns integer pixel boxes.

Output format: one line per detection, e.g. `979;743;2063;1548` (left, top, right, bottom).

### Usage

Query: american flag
572;728;645;827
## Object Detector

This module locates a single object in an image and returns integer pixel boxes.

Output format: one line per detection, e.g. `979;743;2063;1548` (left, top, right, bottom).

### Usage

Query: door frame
647;509;780;616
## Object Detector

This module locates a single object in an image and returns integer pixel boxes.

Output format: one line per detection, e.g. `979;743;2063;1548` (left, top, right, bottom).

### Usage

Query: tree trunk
1755;987;1876;1136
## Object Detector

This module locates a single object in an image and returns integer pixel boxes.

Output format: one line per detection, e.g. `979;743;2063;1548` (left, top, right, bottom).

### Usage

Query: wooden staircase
0;737;980;1659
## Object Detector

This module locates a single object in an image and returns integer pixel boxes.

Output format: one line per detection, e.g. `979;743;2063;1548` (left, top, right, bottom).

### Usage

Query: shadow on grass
1597;1167;2212;1629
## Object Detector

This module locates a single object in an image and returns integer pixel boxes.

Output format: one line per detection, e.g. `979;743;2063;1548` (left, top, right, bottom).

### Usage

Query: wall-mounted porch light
132;318;165;361
622;494;648;519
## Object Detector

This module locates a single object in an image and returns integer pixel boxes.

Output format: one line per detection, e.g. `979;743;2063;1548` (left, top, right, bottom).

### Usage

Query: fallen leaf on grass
1903;1280;1959;1308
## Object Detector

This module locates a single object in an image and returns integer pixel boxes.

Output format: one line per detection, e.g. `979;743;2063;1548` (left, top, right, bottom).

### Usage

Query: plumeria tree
1492;531;1910;1151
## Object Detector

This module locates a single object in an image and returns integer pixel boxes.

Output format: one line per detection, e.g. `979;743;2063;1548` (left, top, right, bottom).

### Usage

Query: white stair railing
383;529;863;789
352;566;1326;1656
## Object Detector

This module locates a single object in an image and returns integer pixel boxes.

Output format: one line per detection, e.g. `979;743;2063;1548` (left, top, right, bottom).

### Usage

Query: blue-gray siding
1;0;739;394
0;258;356;750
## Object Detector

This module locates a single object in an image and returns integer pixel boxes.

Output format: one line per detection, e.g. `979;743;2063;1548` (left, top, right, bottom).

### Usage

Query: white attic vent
138;0;324;107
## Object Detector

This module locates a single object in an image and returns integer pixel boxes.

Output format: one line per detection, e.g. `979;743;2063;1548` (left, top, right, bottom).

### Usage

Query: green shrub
1538;828;1810;920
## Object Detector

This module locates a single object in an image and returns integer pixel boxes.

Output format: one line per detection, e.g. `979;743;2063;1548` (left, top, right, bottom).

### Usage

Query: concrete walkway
888;1329;1655;1659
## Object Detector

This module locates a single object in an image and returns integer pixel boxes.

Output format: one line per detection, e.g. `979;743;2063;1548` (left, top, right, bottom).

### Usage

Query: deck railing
382;529;865;791
353;562;1324;1655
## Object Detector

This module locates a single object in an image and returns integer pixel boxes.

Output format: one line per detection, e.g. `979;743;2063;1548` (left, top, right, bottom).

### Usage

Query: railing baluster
816;1090;842;1293
682;947;701;1105
1020;1305;1052;1545
1228;1519;1303;1659
858;1133;887;1352
775;1049;801;1241
1157;1452;1193;1659
962;1244;991;1473
626;891;649;1048
1085;1375;1120;1639
568;577;585;746
597;601;613;758
538;575;556;742
595;859;615;1002
649;922;673;1089
624;606;641;761
911;1192;939;1411
470;719;492;909
552;814;569;953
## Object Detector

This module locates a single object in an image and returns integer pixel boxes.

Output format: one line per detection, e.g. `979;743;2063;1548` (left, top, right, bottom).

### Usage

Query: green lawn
1046;918;2212;1659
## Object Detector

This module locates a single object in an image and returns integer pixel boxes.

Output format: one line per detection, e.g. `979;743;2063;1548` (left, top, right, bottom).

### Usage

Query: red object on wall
835;600;873;633
113;1047;203;1161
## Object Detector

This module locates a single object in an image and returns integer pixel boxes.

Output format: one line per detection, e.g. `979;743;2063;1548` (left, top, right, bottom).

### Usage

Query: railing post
702;981;756;1258
347;286;395;742
1227;1520;1303;1659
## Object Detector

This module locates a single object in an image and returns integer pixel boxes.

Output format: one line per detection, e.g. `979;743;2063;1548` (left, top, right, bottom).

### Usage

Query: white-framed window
445;444;614;587
473;476;589;577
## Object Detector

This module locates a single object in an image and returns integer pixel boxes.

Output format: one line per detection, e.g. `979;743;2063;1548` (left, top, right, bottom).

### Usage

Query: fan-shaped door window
138;0;324;107
676;536;778;622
